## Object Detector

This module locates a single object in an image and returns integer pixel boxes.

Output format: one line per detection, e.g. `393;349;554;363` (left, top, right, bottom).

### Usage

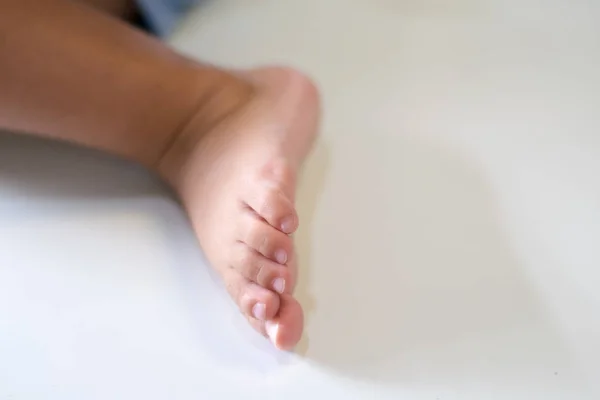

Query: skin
0;0;320;350
79;0;138;19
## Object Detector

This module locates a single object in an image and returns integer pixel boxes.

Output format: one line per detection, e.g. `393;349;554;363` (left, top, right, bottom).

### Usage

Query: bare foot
159;67;320;350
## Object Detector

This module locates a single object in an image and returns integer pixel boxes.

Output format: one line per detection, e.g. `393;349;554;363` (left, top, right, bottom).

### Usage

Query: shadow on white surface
371;0;484;15
294;140;332;354
0;131;588;395
0;131;165;205
293;133;578;388
0;130;293;374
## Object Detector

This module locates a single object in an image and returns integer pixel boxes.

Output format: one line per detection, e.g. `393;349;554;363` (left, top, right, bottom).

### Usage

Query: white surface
1;0;599;398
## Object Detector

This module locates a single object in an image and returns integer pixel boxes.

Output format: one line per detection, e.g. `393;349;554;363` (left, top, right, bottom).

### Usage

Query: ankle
154;68;255;187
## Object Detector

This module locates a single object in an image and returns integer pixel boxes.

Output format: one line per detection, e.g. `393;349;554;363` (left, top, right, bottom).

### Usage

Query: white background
1;0;599;398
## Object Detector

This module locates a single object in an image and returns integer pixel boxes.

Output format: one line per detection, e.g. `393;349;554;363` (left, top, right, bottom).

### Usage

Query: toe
231;242;294;294
244;295;305;351
238;210;293;265
244;180;298;234
221;268;281;320
265;294;304;351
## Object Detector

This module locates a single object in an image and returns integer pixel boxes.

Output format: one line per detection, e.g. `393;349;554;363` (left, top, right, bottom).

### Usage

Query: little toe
221;268;280;321
245;183;298;234
265;294;304;351
238;210;293;264
231;242;294;294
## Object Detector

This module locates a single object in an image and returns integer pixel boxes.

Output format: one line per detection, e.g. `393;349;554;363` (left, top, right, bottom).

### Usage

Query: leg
0;0;320;350
75;0;138;19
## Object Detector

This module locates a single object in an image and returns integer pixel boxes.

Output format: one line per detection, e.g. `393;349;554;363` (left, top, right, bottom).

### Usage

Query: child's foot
158;67;320;350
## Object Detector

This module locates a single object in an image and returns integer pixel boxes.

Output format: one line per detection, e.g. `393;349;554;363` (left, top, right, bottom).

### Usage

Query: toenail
265;321;280;348
252;303;266;320
280;216;296;234
275;249;287;264
273;278;285;294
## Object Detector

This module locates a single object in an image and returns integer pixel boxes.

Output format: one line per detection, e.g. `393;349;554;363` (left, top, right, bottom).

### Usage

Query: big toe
265;294;304;351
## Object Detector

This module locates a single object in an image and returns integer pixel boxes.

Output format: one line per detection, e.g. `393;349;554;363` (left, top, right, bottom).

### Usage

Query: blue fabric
136;0;197;37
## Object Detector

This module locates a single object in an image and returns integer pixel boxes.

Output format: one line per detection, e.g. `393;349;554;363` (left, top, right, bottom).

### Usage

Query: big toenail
265;321;280;348
280;216;295;233
275;249;287;264
273;278;285;294
252;303;266;320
